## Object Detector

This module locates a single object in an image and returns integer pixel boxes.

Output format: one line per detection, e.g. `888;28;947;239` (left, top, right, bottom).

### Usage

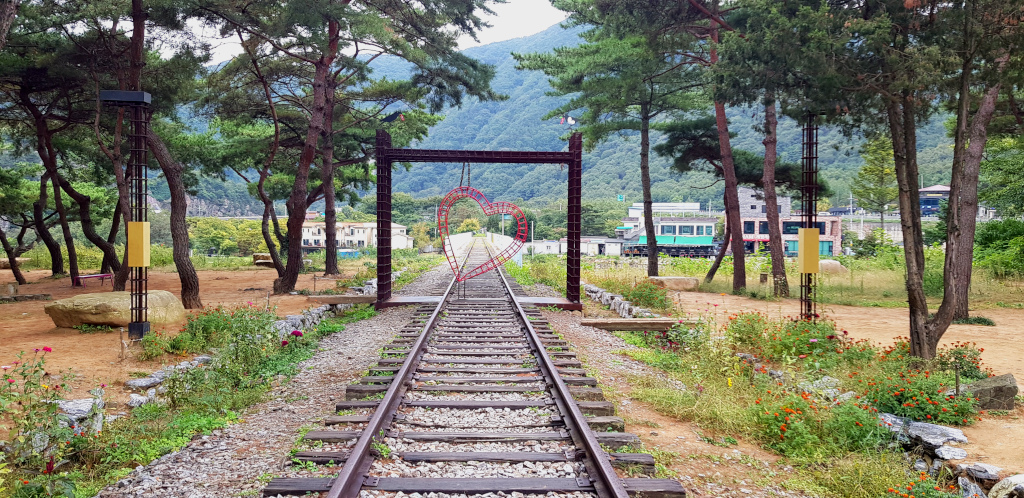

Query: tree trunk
761;98;788;297
274;21;339;294
147;129;203;309
56;176;121;274
51;177;80;285
942;75;999;321
0;224;27;285
258;176;285;276
888;96;937;358
639;105;658;277
709;27;745;292
33;174;64;276
0;0;19;52
101;201;123;274
705;227;730;284
322;79;339;276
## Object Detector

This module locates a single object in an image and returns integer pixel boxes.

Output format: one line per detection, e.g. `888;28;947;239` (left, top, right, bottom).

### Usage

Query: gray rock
127;393;150;407
914;459;929;472
907;421;968;449
799;376;840;391
960;463;1001;481
964;374;1018;411
125;376;163;389
57;398;102;421
959;477;988;498
194;355;212;365
989;474;1024;498
935;445;968;460
146;388;157;401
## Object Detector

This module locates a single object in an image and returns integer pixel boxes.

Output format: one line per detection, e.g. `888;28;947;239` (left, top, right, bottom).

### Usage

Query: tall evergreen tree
850;138;899;228
515;4;702;277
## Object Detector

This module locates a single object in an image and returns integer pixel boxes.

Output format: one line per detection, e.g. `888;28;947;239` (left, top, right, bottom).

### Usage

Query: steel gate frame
373;129;583;310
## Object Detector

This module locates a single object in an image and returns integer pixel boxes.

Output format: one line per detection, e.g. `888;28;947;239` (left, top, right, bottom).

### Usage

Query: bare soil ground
0;268;328;404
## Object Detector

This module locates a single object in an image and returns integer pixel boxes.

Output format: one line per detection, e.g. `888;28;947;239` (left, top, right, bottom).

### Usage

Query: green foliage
934;342;990;382
850;138;899;220
621;281;668;310
456;218;481;233
503;261;535;286
0;351;77;469
974;219;1024;278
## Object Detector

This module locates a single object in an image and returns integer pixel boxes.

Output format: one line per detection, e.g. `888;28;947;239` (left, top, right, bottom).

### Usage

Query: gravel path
98;261;454;498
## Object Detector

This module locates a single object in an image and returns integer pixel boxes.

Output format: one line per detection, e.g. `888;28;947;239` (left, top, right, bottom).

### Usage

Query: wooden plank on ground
307;295;376;304
581;318;685;332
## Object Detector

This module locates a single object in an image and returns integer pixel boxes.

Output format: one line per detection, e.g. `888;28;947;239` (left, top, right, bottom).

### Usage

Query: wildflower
291;330;303;337
809;339;818;343
6;379;13;383
798;354;807;359
1;365;8;370
43;346;52;353
281;340;289;346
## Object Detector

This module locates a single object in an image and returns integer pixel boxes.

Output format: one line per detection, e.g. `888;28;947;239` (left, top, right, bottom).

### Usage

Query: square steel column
800;114;819;320
566;132;583;304
375;130;393;309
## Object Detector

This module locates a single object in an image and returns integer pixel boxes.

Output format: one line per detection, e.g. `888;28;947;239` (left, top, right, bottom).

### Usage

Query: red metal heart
437;186;528;281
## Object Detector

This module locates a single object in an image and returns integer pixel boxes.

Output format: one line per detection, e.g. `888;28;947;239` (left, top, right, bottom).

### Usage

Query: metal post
375;130;393;309
566;133;583;304
800;113;819;320
100;90;152;340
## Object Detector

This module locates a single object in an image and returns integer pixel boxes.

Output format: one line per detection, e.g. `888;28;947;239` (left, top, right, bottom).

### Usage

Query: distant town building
626;202;702;218
735;187;841;256
300;221;413;253
919;185;949;216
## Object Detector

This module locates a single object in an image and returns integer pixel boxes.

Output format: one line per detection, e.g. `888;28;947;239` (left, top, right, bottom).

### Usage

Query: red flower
43;347;52;353
291;330;303;337
281;340;289;346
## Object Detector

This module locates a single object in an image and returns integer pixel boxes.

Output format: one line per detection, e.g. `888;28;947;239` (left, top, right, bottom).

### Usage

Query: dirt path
0;268;327;403
671;289;1024;475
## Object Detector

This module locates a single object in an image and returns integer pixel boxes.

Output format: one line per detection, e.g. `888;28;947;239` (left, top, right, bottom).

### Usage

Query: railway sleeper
302;429;640;449
324;414;624;432
288;450;653;474
336;400;616;416
263;477;685;497
355;375;598;386
344;383;604;401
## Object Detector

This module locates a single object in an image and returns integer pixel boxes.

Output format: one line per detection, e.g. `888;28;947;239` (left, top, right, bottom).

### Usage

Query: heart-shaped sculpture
438;186;528;281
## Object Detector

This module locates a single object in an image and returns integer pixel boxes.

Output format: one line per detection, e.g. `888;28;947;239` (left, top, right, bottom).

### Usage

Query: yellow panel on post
127;222;151;267
797;228;819;274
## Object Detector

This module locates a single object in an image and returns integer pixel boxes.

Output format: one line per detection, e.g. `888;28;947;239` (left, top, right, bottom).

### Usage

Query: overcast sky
203;0;567;64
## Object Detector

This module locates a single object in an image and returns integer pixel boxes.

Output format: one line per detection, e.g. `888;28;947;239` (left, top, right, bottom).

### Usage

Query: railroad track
264;240;686;498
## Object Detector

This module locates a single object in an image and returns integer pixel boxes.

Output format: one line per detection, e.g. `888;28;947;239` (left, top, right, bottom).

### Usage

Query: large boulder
44;290;185;328
819;260;849;274
648;276;700;291
0;257;30;270
990;475;1024;498
963;374;1018;411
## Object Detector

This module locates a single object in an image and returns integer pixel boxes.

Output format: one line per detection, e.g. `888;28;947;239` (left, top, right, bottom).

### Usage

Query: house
300;221;413;253
735;187;842;256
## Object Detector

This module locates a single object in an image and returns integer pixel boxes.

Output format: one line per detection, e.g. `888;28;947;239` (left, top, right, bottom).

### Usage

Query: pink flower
6;379;14;383
101;384;107;388
809;339;818;343
42;347;52;353
798;354;807;359
281;340;289;346
291;330;303;337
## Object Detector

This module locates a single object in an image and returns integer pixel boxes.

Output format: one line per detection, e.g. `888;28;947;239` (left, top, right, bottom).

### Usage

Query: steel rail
326;241;476;498
489;247;629;498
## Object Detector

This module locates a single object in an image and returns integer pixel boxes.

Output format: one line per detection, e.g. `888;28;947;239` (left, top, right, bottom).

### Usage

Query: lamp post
99;90;152;339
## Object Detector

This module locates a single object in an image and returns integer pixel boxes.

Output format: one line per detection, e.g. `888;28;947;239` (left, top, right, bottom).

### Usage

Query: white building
626;202;702;219
300;221;414;253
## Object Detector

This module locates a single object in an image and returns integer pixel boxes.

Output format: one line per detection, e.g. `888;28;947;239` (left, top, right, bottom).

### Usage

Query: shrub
623;281;668;309
934;341;990;382
0;350;76;468
823;401;890;453
883;473;961;498
725;312;769;349
753;393;822;457
761;318;841;361
858;365;977;425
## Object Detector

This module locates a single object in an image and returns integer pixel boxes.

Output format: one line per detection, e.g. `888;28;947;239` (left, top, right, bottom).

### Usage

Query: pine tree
851;138;899;228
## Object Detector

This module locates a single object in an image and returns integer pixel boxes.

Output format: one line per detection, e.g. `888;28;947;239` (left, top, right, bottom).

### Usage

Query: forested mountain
387;23;954;209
